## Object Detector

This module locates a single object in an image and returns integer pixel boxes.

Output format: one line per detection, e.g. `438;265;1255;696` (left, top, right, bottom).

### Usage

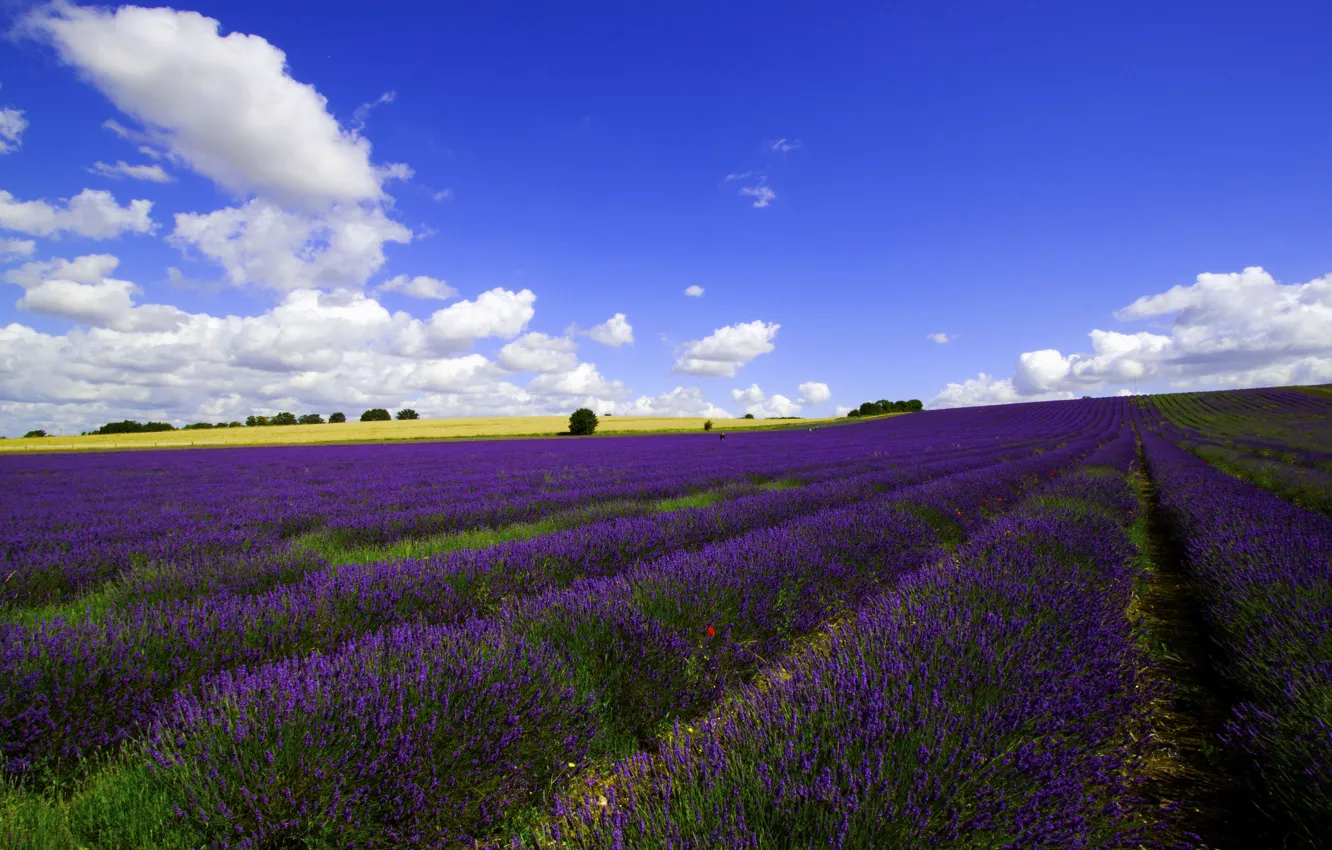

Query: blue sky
1;0;1331;433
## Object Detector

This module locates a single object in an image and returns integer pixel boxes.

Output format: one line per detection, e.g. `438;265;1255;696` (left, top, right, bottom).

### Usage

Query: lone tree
396;408;420;420
329;412;347;423
703;419;713;431
569;408;598;436
360;408;392;422
743;413;755;419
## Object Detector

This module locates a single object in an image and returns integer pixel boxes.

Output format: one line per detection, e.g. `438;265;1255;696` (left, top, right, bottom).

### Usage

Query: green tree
245;415;271;427
847;409;861;418
743;413;755;419
396;408;420;420
906;399;923;411
298;413;325;425
272;412;298;426
569;408;598;435
329;412;347;423
361;408;392;422
23;429;47;438
703;419;713;431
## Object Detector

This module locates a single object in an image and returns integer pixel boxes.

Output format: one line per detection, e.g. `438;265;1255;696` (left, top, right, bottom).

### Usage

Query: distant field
0;414;843;452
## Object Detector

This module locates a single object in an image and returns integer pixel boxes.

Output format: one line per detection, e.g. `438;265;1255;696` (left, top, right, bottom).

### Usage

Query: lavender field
2;390;1329;849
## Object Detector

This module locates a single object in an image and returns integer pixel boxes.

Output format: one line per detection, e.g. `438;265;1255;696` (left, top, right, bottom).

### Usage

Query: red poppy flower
706;625;715;638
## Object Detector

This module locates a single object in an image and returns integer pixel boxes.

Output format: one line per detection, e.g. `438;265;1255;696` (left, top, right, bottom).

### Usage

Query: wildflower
706;625;715;638
567;762;576;768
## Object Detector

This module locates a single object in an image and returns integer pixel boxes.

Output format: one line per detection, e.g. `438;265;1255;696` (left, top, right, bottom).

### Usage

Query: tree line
846;399;923;418
72;409;422;436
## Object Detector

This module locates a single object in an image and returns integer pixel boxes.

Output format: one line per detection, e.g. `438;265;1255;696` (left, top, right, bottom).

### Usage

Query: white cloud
351;90;395;131
587;312;633;347
797;381;831;405
930;266;1332;407
674;320;780;377
834;404;853;417
0;107;27;154
4;254;121;288
0;274;634;434
170;199;411;293
0;189;155;240
611;386;732;418
88;160;173;182
768;138;800;153
432;188;453;202
419;287;536;352
497;332;578;373
724;172;754;182
376;274;457;300
730;383;801;418
528;362;625;397
684;285;704;297
739;184;775;208
0;238;35;259
927;332;950;344
23;4;393;209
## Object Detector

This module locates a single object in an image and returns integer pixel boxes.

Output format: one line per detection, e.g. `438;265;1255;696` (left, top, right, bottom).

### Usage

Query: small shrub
569;408;598;436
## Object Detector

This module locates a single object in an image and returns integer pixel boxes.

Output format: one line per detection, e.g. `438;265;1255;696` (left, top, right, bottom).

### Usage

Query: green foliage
396;408;420;420
91;420;176;435
181;423;213;430
329;412;347;423
270;412;298;426
743;413;755;419
297;413;325;425
703;420;713;431
244;415;270;427
846;410;861;418
569;408;598;436
853;398;922;417
23;429;47;438
360;408;392;422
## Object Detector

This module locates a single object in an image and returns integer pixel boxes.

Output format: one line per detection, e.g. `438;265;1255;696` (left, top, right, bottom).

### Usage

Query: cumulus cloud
587;312;633;347
674;320;780;377
0;275;631;434
927;332;950;344
0;107;26;154
0;189;155;239
797;381;831;405
528;362;625;397
739;184;775;208
23;3;395;208
88;160;173;182
0;238;35;259
417;287;536;352
497;332;578;373
730;384;800;418
170;199;412;293
930;266;1332;408
611;386;732;418
376;274;457;300
4;253;121;288
684;285;704;297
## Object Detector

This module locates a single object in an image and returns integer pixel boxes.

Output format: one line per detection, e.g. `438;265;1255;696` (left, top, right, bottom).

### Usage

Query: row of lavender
3;402;1105;608
1138;423;1332;845
2;406;1118;786
507;427;1177;849
17;415;1129;847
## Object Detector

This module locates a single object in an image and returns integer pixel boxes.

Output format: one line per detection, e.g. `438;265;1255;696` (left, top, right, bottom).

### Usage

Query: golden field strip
0;415;844;452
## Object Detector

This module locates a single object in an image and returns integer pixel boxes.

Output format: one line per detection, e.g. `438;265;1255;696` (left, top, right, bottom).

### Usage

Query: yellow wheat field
0;415;842;453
